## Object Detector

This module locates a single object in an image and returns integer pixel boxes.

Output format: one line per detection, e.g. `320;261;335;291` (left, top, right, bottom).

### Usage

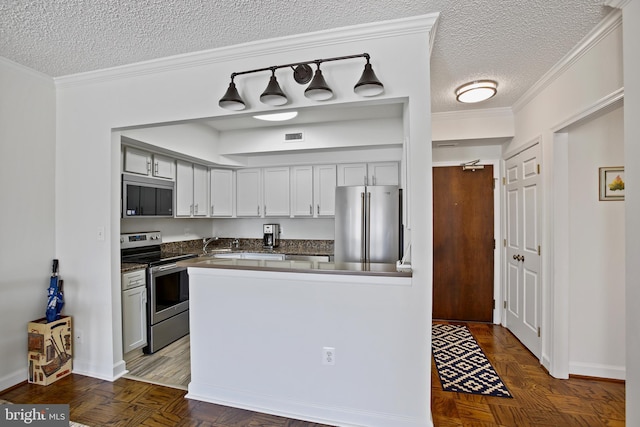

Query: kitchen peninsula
179;256;417;427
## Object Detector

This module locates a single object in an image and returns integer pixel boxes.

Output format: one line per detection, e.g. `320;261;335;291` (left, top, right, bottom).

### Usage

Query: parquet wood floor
0;323;625;426
432;322;626;426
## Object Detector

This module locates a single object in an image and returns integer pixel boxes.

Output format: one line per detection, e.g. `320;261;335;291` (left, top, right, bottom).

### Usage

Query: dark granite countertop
178;256;411;277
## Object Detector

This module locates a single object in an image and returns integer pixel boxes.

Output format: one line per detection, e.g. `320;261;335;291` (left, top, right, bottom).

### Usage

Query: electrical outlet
322;347;335;365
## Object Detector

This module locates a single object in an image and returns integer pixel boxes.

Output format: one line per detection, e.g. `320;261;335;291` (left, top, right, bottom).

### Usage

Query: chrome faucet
202;237;219;253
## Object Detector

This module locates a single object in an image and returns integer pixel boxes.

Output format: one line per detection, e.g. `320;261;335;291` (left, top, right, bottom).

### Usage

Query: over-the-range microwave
122;173;174;218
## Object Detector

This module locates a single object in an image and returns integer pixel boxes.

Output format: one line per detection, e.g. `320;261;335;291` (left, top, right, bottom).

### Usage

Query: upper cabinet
123;146;174;180
291;165;336;217
263;167;290;217
176;161;208;217
337;162;399;186
210;169;234;217
236;168;262;217
236;167;291;218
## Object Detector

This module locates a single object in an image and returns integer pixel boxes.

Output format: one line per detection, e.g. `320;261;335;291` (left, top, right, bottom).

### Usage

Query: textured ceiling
0;0;610;113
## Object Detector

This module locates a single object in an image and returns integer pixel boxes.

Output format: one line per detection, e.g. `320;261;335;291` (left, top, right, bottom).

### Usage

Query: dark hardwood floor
431;322;626;427
1;322;625;426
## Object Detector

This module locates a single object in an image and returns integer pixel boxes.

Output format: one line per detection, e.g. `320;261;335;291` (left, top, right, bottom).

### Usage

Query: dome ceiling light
455;80;498;103
218;53;384;111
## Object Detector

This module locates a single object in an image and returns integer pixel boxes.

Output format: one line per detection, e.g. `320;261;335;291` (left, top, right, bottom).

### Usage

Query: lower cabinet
122;270;147;353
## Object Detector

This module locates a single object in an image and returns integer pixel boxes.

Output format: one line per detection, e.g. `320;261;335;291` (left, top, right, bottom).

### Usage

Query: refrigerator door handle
361;192;366;262
364;191;371;263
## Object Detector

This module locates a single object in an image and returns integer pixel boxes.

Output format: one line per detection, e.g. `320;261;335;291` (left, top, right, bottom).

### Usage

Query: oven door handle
152;263;179;273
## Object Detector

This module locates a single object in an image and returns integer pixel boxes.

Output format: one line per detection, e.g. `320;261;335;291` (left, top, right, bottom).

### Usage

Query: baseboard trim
187;382;426;427
0;369;26;393
569;362;625;381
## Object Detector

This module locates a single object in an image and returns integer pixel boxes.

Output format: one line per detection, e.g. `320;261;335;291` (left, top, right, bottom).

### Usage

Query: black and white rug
431;323;512;398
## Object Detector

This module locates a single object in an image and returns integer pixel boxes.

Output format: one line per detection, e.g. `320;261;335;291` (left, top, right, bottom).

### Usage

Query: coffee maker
263;224;280;249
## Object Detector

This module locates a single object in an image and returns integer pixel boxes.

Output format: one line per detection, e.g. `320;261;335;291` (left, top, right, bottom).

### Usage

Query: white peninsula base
185;265;430;427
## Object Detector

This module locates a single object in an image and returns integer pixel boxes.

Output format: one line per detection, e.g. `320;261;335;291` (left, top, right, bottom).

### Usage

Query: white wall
619;0;640;424
0;58;56;389
53;15;437;426
508;10;624;377
567;106;625;379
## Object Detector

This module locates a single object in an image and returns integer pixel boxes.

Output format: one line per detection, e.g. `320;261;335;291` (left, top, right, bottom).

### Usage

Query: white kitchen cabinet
209;169;234;217
291;165;336;217
236;168;262;217
291;166;314;217
176;160;208;217
123;146;152;176
337;163;368;186
122;270;147;354
263;167;290;217
367;162;399;186
123;146;174;179
337;162;399;186
314;164;337;216
152;154;174;179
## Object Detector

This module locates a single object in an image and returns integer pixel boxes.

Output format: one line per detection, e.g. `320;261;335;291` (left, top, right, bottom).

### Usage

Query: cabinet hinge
537;164;541;174
538;245;541;256
538;327;541;338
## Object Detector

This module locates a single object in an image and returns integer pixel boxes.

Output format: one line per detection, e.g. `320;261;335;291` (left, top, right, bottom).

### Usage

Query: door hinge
503;301;507;309
493;239;496;250
502;177;506;185
538;245;541;256
493;178;496;190
503;239;506;247
537;164;541;174
538;327;541;338
493;299;496;309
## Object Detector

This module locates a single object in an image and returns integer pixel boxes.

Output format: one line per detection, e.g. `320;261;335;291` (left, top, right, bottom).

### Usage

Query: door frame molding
432;159;502;324
545;89;625;379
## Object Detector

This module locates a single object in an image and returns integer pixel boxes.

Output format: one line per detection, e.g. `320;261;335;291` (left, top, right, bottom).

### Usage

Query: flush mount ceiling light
455;80;498;103
218;53;384;111
253;111;298;121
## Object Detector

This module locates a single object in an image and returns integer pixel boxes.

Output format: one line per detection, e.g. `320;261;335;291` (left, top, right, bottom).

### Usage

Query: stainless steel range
120;231;197;354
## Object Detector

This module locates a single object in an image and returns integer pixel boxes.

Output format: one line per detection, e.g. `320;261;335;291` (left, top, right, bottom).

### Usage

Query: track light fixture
218;53;384;111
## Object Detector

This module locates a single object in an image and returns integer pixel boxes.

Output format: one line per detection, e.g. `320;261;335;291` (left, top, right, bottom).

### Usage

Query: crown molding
512;9;622;113
604;0;631;9
0;55;53;82
54;13;439;88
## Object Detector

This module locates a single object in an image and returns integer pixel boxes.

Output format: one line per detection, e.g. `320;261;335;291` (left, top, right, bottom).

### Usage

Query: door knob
513;254;525;262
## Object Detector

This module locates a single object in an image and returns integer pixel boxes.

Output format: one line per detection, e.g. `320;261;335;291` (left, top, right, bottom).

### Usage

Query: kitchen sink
212;252;285;261
203;248;233;254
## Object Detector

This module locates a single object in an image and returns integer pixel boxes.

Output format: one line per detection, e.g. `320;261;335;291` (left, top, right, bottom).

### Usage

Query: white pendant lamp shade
455;80;497;103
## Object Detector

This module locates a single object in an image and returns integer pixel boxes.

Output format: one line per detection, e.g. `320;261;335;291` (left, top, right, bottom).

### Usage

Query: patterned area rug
0;399;90;426
431;323;512;398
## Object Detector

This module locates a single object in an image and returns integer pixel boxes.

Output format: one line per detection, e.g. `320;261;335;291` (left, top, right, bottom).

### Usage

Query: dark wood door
432;165;494;322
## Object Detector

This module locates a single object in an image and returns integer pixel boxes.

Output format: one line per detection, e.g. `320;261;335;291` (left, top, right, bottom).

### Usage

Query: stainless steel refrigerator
334;185;402;263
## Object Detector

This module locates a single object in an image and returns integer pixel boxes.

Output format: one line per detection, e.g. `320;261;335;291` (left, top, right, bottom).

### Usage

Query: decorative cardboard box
28;316;72;385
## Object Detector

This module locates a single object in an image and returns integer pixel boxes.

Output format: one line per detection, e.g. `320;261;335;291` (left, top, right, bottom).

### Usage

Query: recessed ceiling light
253;111;298;121
455;80;498;103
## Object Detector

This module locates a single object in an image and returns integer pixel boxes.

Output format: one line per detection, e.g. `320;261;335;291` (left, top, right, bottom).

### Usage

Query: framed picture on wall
599;166;625;201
